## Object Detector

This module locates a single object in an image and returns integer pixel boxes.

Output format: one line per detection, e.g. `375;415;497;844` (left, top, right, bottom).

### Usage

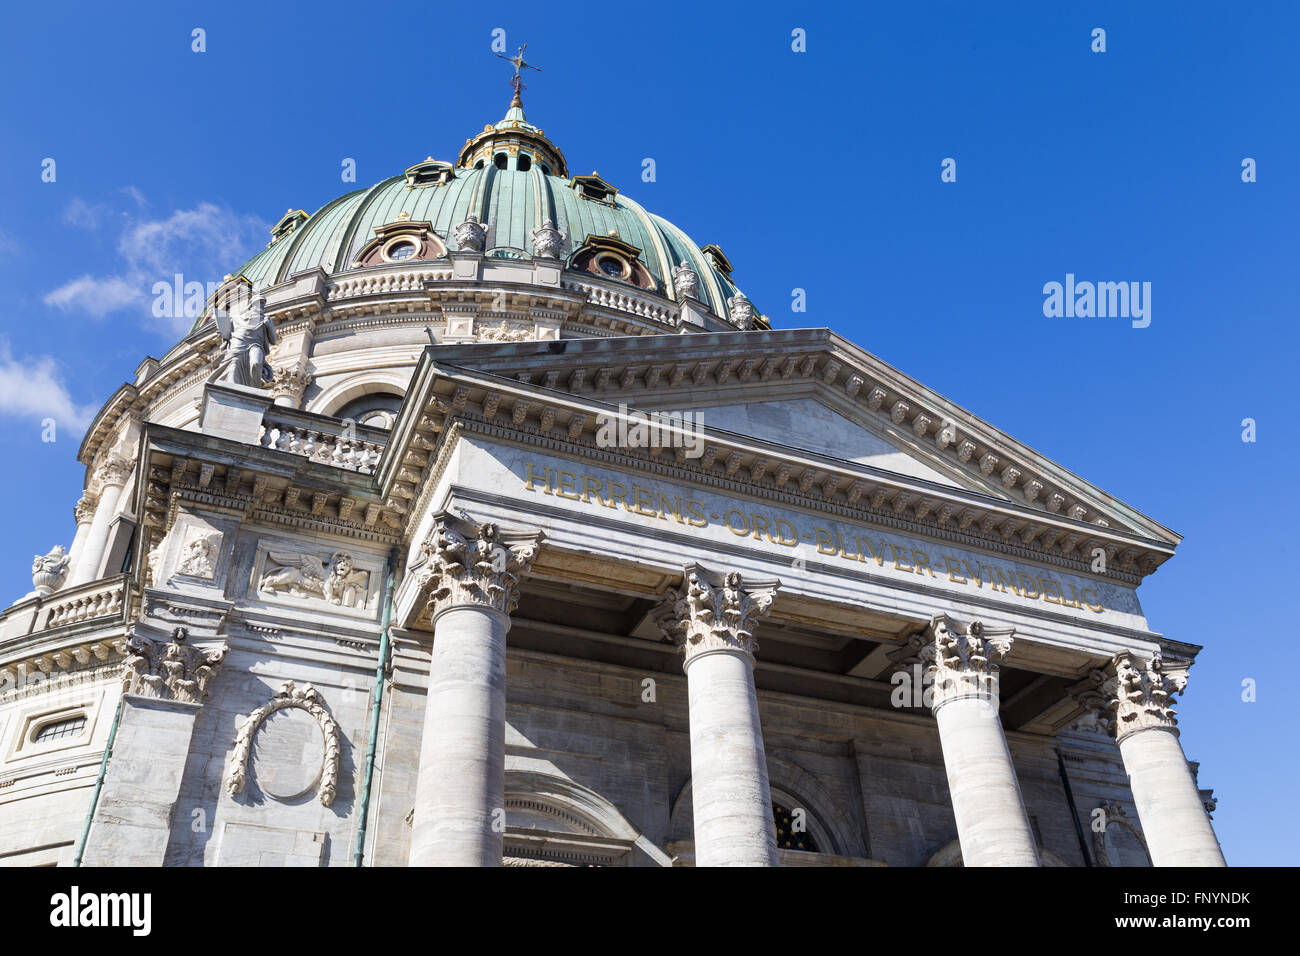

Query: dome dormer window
571;233;654;290
570;172;617;205
404;157;455;187
354;217;447;268
270;208;308;244
700;243;734;277
494;153;509;170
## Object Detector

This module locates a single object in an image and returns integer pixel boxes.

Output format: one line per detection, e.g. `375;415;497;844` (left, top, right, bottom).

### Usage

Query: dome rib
281;188;369;281
333;176;406;274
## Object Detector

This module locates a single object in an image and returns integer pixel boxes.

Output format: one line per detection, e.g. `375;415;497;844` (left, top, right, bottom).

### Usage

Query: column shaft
685;648;778;867
1118;727;1226;866
69;481;125;586
933;694;1040;866
410;604;508;866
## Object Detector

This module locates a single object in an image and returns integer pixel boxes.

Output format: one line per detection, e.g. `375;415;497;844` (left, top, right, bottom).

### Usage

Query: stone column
897;614;1040;866
65;493;98;574
660;564;781;867
409;514;542;867
1072;651;1226;866
68;457;132;587
82;626;227;866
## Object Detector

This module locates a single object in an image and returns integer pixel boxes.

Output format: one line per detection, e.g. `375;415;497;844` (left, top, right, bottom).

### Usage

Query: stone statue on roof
212;292;277;388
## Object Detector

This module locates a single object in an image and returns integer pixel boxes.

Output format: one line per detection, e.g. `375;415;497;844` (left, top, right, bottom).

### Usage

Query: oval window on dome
597;254;626;278
386;240;417;262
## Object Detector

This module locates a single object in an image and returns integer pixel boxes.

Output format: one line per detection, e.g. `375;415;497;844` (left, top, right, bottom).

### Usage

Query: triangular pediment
418;329;1178;550
696;397;979;492
378;328;1180;583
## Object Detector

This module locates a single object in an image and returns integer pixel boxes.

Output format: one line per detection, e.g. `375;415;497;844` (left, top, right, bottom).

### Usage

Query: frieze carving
478;319;533;343
672;261;700;300
226;680;341;807
892;613;1014;709
176;531;221;578
259;550;369;607
1070;650;1188;742
121;625;227;703
414;512;543;618
656;564;780;664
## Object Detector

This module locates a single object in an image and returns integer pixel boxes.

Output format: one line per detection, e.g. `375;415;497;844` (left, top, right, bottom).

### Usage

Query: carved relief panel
249;541;383;618
146;510;234;590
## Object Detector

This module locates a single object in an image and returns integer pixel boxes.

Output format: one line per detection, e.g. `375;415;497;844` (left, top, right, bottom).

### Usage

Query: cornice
135;425;401;580
377;360;1176;585
396;331;1179;553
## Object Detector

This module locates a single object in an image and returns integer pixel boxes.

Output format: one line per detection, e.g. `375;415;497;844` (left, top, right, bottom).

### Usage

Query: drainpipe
1057;749;1094;866
72;695;125;867
354;549;398;867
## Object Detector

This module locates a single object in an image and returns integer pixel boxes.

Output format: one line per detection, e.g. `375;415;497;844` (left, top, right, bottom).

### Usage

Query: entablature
377;356;1177;588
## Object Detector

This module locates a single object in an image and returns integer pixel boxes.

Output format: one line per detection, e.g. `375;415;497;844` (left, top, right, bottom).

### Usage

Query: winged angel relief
258;550;369;608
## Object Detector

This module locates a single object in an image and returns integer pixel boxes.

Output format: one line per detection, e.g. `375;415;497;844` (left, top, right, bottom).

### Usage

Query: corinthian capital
121;626;228;704
95;455;133;489
1070;650;1188;742
893;613;1015;709
416;512;543;618
268;361;313;407
73;493;98;525
657;564;780;665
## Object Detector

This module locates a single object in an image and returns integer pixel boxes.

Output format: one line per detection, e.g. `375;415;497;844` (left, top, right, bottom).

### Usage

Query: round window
386;240;417;261
598;256;624;278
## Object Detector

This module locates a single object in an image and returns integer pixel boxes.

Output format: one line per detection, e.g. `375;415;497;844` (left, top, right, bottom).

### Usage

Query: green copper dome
225;94;752;323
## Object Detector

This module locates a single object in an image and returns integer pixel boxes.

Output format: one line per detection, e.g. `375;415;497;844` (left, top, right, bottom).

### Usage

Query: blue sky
0;1;1295;864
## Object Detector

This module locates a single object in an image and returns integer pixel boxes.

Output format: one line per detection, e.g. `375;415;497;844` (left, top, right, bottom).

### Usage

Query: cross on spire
496;42;541;101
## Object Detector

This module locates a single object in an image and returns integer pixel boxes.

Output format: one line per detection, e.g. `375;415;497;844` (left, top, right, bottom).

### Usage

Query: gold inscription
519;462;1108;614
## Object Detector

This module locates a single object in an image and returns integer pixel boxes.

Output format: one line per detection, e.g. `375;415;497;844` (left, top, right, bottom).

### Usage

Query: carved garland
226;680;341;807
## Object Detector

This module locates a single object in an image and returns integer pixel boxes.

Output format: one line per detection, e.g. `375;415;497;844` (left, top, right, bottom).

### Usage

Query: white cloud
43;274;143;316
61;198;107;230
117;201;265;280
119;185;147;209
0;338;95;432
44;197;268;337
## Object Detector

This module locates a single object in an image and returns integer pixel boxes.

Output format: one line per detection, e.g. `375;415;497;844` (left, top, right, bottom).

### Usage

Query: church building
0;68;1225;867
